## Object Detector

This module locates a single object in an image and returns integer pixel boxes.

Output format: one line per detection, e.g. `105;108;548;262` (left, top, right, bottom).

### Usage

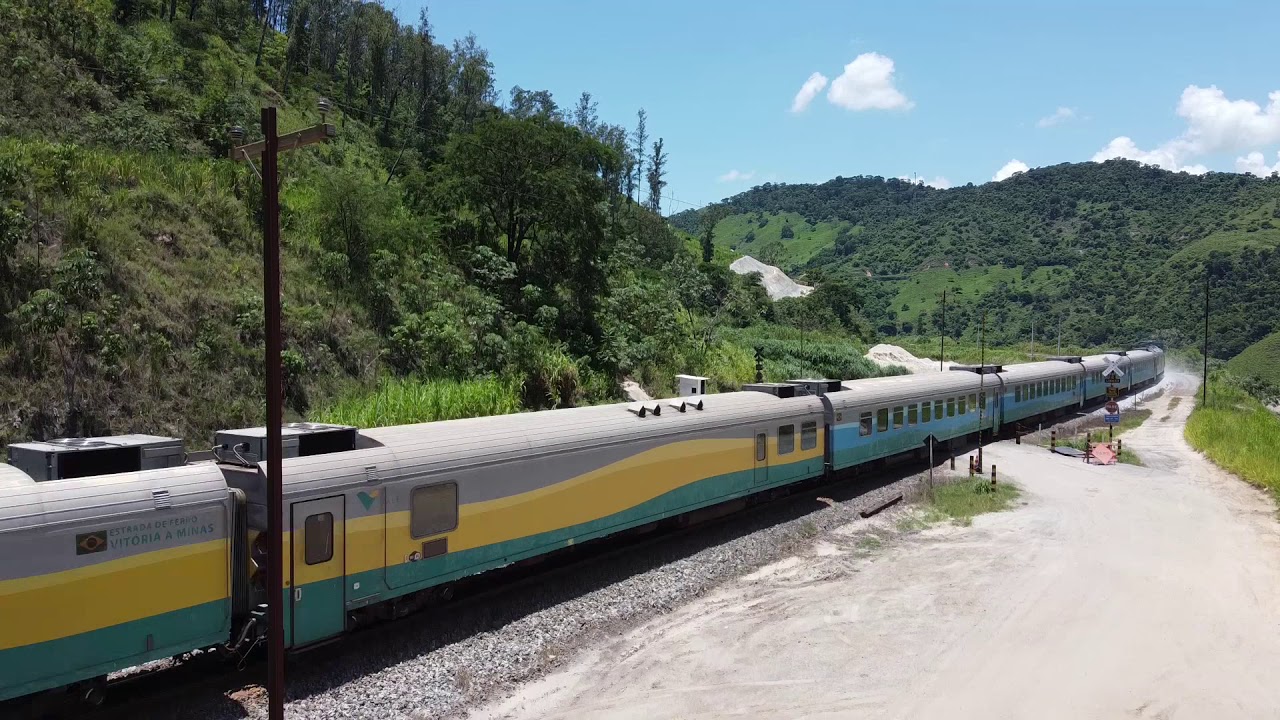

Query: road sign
1104;400;1121;424
1106;385;1120;398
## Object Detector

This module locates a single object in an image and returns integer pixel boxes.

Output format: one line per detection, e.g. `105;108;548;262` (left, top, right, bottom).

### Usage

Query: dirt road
467;374;1280;720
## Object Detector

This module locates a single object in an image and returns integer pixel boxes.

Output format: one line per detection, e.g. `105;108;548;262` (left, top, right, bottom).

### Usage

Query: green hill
672;164;1280;355
1228;332;1280;389
0;0;910;447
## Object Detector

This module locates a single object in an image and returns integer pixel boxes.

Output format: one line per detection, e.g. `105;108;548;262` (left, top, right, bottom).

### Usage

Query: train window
304;513;333;565
756;433;767;461
907;405;918;426
1015;385;1022;402
410;482;459;539
947;398;955;417
935;399;944;419
778;425;795;454
892;406;904;429
958;396;967;414
968;394;977;412
877;408;889;432
860;412;873;436
801;421;818;450
922;402;932;423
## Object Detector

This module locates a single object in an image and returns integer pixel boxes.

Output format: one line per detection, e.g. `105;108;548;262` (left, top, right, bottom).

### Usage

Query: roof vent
152;489;172;509
743;382;798;398
948;364;1005;375
213;423;356;467
667;397;705;413
1046;355;1083;364
6;434;185;482
786;379;843;396
628;401;662;417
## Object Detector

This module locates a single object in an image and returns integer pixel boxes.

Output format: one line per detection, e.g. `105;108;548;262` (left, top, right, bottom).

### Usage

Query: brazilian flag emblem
76;531;108;555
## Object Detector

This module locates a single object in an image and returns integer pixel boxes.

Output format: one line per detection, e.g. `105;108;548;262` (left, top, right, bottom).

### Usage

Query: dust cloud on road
466;373;1280;720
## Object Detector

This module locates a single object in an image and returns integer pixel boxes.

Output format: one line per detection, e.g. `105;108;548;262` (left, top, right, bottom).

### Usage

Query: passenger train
0;347;1163;706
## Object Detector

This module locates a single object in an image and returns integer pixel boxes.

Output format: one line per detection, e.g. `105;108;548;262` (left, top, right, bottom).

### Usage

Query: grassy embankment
1185;379;1280;501
892;335;1100;366
899;476;1021;529
312;378;521;428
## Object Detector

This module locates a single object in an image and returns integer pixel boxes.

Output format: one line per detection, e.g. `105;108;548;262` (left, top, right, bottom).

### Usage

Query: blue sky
404;1;1280;210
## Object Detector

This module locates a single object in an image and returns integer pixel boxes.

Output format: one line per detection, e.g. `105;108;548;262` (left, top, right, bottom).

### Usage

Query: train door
752;426;769;486
290;495;346;646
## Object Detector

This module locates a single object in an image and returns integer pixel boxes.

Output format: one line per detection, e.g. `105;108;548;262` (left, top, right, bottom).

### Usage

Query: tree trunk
255;0;270;66
187;0;197;21
169;0;177;21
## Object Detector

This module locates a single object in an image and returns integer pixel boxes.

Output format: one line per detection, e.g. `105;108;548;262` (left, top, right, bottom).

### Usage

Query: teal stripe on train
0;600;230;702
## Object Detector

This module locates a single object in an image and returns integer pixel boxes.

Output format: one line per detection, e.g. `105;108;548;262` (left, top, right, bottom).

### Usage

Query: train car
0;462;239;703
253;391;827;648
1082;354;1111;401
1127;348;1156;386
998;360;1085;426
828;372;992;470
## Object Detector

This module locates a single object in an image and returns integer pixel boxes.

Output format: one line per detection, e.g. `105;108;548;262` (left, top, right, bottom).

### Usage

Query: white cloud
1037;106;1076;128
1090;136;1206;173
992;159;1029;182
897;175;952;189
826;53;913;111
1176;86;1280;154
790;72;829;113
1092;85;1280;174
717;169;756;183
1236;150;1280;176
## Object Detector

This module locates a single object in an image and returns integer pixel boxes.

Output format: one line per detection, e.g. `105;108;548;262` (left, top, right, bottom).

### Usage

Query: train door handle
294;588;302;602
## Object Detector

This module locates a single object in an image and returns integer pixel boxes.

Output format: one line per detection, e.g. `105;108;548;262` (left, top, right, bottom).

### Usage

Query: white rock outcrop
729;255;814;300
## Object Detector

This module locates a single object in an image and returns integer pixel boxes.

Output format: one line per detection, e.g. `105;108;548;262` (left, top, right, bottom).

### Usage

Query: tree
646;137;668;213
442;114;618;267
631;108;647;203
572;92;598;135
699;205;730;263
509;86;559;120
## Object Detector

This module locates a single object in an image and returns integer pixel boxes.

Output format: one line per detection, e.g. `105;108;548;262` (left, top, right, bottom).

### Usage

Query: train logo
75;530;108;555
357;490;380;510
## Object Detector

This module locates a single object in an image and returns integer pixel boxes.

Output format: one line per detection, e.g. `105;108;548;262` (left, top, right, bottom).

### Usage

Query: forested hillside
673;163;1280;358
0;0;899;446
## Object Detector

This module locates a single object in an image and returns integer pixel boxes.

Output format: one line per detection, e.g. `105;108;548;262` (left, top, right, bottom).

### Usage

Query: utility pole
939;289;946;371
1203;266;1210;406
1057;315;1062;356
979;310;986;444
230;102;335;720
1030;317;1035;360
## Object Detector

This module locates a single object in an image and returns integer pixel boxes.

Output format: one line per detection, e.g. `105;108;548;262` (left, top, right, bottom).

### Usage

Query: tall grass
928;478;1021;526
1185;378;1280;499
312;377;522;428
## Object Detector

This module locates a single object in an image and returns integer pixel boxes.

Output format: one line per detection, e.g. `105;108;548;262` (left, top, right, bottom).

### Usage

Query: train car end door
290;495;346;646
752;427;769;486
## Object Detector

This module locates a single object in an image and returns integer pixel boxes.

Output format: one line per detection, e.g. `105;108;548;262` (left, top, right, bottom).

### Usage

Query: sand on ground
467;373;1280;720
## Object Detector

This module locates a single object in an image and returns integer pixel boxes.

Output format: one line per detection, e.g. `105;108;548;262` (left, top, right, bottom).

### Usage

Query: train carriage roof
833;372;986;409
273;391;826;492
0;462;229;531
999;360;1087;383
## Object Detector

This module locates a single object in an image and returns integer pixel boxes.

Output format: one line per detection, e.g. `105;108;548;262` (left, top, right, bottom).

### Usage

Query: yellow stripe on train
0;540;229;651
